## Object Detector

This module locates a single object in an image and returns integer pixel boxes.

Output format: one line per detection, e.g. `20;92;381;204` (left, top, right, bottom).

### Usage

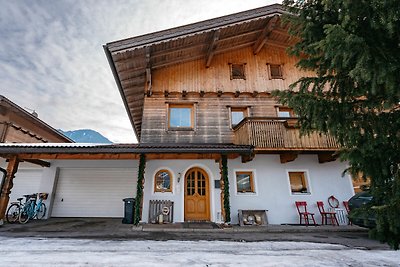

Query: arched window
154;169;173;192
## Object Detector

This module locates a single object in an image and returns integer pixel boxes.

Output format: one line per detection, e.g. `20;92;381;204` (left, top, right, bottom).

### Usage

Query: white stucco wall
143;159;222;223
228;154;355;224
3;155;354;225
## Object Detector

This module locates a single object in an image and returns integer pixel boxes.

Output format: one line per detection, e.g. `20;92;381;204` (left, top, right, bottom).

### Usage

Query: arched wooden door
184;167;210;221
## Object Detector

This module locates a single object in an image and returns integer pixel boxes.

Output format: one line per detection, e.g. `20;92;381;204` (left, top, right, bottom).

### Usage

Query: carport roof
0;143;253;154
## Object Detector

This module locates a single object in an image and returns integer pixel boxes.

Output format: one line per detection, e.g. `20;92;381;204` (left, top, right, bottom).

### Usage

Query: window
231;107;247;127
154;169;172;192
236;171;254;193
289;171;309;194
267;64;283;79
277;107;294;118
168;104;193;129
230;64;246;80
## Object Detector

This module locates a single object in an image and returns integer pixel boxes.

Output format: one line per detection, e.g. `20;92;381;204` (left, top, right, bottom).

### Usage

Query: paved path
0;218;391;250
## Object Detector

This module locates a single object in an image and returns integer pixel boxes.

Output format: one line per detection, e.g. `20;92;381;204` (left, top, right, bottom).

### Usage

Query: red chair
343;201;352;225
317;201;339;226
295;201;316;225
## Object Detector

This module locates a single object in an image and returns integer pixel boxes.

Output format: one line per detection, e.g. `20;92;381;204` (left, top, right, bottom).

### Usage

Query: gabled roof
0;95;73;143
104;4;293;140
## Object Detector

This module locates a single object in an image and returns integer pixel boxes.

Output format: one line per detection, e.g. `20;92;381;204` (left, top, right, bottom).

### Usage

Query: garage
9;169;43;203
51;167;137;217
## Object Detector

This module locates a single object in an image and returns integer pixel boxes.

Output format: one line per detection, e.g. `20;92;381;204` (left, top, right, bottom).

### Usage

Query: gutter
103;45;140;141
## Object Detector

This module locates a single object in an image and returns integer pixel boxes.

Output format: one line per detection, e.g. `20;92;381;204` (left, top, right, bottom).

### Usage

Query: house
0;4;354;225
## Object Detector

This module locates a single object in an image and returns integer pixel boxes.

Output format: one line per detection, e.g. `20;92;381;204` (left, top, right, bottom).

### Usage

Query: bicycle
19;193;47;224
6;194;36;224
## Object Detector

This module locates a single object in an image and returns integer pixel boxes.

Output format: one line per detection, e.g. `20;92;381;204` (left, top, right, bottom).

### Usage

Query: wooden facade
104;4;338;153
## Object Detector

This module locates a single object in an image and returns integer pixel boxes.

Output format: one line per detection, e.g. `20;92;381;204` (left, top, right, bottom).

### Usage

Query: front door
184;167;210;221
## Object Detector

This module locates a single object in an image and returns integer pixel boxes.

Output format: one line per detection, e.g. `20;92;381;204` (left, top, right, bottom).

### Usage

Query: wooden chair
295;201;316;225
317;201;339;226
343;201;352;225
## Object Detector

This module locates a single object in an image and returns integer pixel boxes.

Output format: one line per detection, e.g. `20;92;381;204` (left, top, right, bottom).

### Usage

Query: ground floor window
235;171;255;193
288;171;309;194
154;169;172;192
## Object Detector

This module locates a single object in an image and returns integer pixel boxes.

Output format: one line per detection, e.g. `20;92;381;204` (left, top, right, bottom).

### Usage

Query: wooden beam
23;159;50;167
280;153;298;164
318;153;337;163
206;30;220;68
253;15;279;55
0;156;19;220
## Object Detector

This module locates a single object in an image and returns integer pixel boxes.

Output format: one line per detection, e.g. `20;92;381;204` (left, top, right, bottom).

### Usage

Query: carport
0;143;253;223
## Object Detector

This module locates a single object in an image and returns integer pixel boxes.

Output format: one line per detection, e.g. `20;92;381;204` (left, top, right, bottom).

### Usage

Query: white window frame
152;167;175;195
233;169;258;196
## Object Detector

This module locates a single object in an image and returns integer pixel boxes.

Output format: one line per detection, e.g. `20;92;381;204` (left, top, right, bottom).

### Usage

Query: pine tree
274;0;400;249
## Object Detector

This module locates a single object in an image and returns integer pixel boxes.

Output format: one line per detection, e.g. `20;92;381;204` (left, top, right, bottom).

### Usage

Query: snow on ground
0;237;399;267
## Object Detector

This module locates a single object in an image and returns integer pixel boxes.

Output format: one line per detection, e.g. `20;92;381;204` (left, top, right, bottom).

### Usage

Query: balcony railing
233;117;339;150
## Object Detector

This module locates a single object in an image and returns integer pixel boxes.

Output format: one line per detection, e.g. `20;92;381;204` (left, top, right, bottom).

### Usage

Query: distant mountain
60;129;112;143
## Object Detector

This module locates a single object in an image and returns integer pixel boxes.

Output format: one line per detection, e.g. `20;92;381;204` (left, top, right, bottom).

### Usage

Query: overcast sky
0;0;280;143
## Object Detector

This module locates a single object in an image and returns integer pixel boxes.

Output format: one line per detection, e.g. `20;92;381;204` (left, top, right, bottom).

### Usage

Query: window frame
287;170;311;195
154;169;173;193
229;63;246;80
276;106;294;118
167;103;194;130
267;63;283;80
235;170;256;194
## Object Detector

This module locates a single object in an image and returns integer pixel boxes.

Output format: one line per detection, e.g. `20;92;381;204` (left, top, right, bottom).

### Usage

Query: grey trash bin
122;198;135;224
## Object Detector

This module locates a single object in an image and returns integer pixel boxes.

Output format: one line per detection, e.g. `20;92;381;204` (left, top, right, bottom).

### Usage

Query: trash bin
122;198;135;224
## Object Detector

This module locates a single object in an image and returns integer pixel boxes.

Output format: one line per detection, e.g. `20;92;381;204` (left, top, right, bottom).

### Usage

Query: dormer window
230;63;246;80
168;104;194;129
267;64;283;79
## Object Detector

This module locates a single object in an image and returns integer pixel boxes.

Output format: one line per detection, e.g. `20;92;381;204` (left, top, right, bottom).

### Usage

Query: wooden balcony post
0;156;19;221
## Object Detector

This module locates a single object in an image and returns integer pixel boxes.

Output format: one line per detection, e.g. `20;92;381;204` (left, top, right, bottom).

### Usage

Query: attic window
230;64;246;80
267;64;283;79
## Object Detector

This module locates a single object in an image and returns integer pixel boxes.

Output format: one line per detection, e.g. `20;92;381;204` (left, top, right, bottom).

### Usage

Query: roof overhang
104;4;294;140
0;143;254;162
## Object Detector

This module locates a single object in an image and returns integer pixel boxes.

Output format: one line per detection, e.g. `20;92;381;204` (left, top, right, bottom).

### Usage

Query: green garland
134;154;146;225
221;155;231;223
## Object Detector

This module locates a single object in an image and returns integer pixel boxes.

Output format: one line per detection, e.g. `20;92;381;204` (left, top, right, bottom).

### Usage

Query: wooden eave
104;4;295;140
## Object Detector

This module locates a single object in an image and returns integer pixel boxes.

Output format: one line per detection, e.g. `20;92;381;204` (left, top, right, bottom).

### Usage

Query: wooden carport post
0;156;19;220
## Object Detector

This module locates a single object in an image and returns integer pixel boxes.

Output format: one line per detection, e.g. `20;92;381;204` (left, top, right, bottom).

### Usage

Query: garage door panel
52;168;137;218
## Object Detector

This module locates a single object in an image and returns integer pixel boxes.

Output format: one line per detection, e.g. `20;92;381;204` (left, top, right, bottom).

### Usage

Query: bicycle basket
39;193;49;200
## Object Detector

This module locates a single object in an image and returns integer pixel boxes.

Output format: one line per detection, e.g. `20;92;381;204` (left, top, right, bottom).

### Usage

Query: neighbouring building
0;4;354;225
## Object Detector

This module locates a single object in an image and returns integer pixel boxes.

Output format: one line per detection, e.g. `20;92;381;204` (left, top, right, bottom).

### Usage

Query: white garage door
51;168;137;217
9;169;43;203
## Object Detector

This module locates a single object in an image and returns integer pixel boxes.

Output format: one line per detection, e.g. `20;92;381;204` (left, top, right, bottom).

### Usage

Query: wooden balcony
233;117;339;152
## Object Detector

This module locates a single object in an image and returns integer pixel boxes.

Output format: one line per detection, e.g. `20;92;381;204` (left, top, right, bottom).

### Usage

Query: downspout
0;167;6;198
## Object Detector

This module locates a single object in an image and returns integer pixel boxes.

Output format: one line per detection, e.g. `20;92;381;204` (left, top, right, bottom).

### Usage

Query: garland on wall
221;155;231;223
134;154;146;225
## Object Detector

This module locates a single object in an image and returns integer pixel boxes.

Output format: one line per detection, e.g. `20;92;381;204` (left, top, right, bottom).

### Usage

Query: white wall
143;159;222;223
228;154;355;224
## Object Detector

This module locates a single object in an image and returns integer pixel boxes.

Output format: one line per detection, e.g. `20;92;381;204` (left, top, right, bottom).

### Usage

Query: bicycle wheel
6;203;20;224
36;203;47;219
19;209;30;224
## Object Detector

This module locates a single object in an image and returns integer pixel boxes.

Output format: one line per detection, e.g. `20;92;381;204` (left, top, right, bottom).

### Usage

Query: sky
0;0;280;143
